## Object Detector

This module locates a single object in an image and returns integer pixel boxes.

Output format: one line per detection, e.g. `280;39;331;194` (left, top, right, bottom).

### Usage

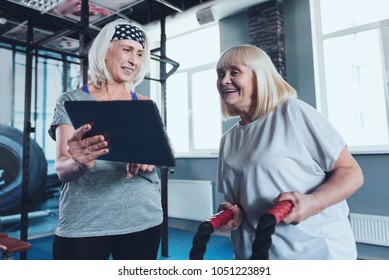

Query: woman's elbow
55;159;72;183
355;165;364;190
349;163;364;194
55;164;66;183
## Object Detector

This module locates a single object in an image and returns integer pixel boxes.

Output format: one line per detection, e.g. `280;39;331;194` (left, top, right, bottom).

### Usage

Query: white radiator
349;213;389;247
168;179;214;222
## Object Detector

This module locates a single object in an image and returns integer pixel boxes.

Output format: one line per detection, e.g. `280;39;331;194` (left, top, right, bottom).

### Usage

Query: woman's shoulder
279;98;319;116
134;92;150;100
221;120;240;139
57;87;93;103
281;98;311;109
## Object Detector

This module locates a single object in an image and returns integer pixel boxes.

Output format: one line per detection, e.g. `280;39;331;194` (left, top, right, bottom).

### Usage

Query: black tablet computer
64;100;175;167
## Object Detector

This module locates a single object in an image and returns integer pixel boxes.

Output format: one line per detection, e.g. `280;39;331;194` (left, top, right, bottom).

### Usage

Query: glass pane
323;29;388;146
320;0;389;34
0;49;13;125
13;53;28;131
166;24;220;70
36;57;67;161
192;69;222;150
166;73;189;153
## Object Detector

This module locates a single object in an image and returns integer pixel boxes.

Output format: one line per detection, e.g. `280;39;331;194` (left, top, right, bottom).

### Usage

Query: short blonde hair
88;18;150;91
216;45;297;119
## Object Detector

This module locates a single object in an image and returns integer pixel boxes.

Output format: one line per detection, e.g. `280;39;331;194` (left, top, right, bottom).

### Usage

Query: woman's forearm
55;156;88;182
311;164;363;213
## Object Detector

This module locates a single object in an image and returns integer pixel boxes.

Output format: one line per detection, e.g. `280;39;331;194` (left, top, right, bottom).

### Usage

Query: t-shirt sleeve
286;99;346;172
217;136;226;194
48;92;73;141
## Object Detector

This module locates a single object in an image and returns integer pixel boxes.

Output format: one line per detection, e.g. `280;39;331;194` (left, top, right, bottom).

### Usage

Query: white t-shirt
217;98;357;260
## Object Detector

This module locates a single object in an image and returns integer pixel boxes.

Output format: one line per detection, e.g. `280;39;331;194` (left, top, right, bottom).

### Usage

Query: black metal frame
0;0;183;259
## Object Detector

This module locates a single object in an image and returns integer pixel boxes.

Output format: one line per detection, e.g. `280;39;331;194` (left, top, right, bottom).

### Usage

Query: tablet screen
64;100;175;167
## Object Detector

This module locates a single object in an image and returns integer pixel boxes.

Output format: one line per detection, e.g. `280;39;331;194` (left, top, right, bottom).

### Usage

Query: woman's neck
89;83;130;101
238;107;256;125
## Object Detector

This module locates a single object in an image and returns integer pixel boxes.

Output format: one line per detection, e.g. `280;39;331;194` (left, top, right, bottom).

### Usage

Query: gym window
149;17;222;158
310;0;389;153
1;46;80;163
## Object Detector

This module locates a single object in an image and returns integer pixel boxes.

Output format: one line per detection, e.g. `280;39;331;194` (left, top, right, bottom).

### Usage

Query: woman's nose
127;53;135;64
221;74;231;84
127;52;139;65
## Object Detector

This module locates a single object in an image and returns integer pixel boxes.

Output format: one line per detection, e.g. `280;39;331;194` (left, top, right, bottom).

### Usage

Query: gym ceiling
0;0;213;57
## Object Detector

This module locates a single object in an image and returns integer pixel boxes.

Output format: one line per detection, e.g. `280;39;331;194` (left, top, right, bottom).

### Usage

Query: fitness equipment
189;200;293;260
0;232;31;260
250;200;293;260
189;208;233;260
0;124;47;216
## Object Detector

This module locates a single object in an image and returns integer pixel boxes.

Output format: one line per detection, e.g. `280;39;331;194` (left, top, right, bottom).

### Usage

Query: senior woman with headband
48;19;163;260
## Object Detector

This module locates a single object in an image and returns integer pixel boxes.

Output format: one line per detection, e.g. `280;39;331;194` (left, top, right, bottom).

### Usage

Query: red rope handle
208;209;233;230
266;200;293;224
206;200;292;231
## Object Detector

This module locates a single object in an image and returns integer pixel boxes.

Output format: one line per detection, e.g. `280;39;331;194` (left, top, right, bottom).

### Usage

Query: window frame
169;62;221;158
310;0;389;154
149;21;222;158
9;48;80;162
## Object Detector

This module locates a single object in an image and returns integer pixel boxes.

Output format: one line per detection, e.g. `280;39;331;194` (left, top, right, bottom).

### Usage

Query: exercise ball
0;124;47;215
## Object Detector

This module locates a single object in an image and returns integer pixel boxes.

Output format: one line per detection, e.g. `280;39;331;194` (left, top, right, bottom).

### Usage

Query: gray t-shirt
49;88;163;237
217;98;357;259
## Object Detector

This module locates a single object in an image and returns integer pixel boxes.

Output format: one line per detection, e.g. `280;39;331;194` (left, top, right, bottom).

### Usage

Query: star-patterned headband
111;24;145;49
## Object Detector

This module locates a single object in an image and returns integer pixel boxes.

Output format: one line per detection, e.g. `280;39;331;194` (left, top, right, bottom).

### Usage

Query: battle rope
250;200;293;260
189;209;233;260
189;200;293;260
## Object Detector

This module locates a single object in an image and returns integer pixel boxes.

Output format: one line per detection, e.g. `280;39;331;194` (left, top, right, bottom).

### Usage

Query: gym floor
1;182;233;260
3;185;389;260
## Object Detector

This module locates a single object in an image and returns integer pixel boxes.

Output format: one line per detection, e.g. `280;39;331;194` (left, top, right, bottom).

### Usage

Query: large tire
0;125;47;215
